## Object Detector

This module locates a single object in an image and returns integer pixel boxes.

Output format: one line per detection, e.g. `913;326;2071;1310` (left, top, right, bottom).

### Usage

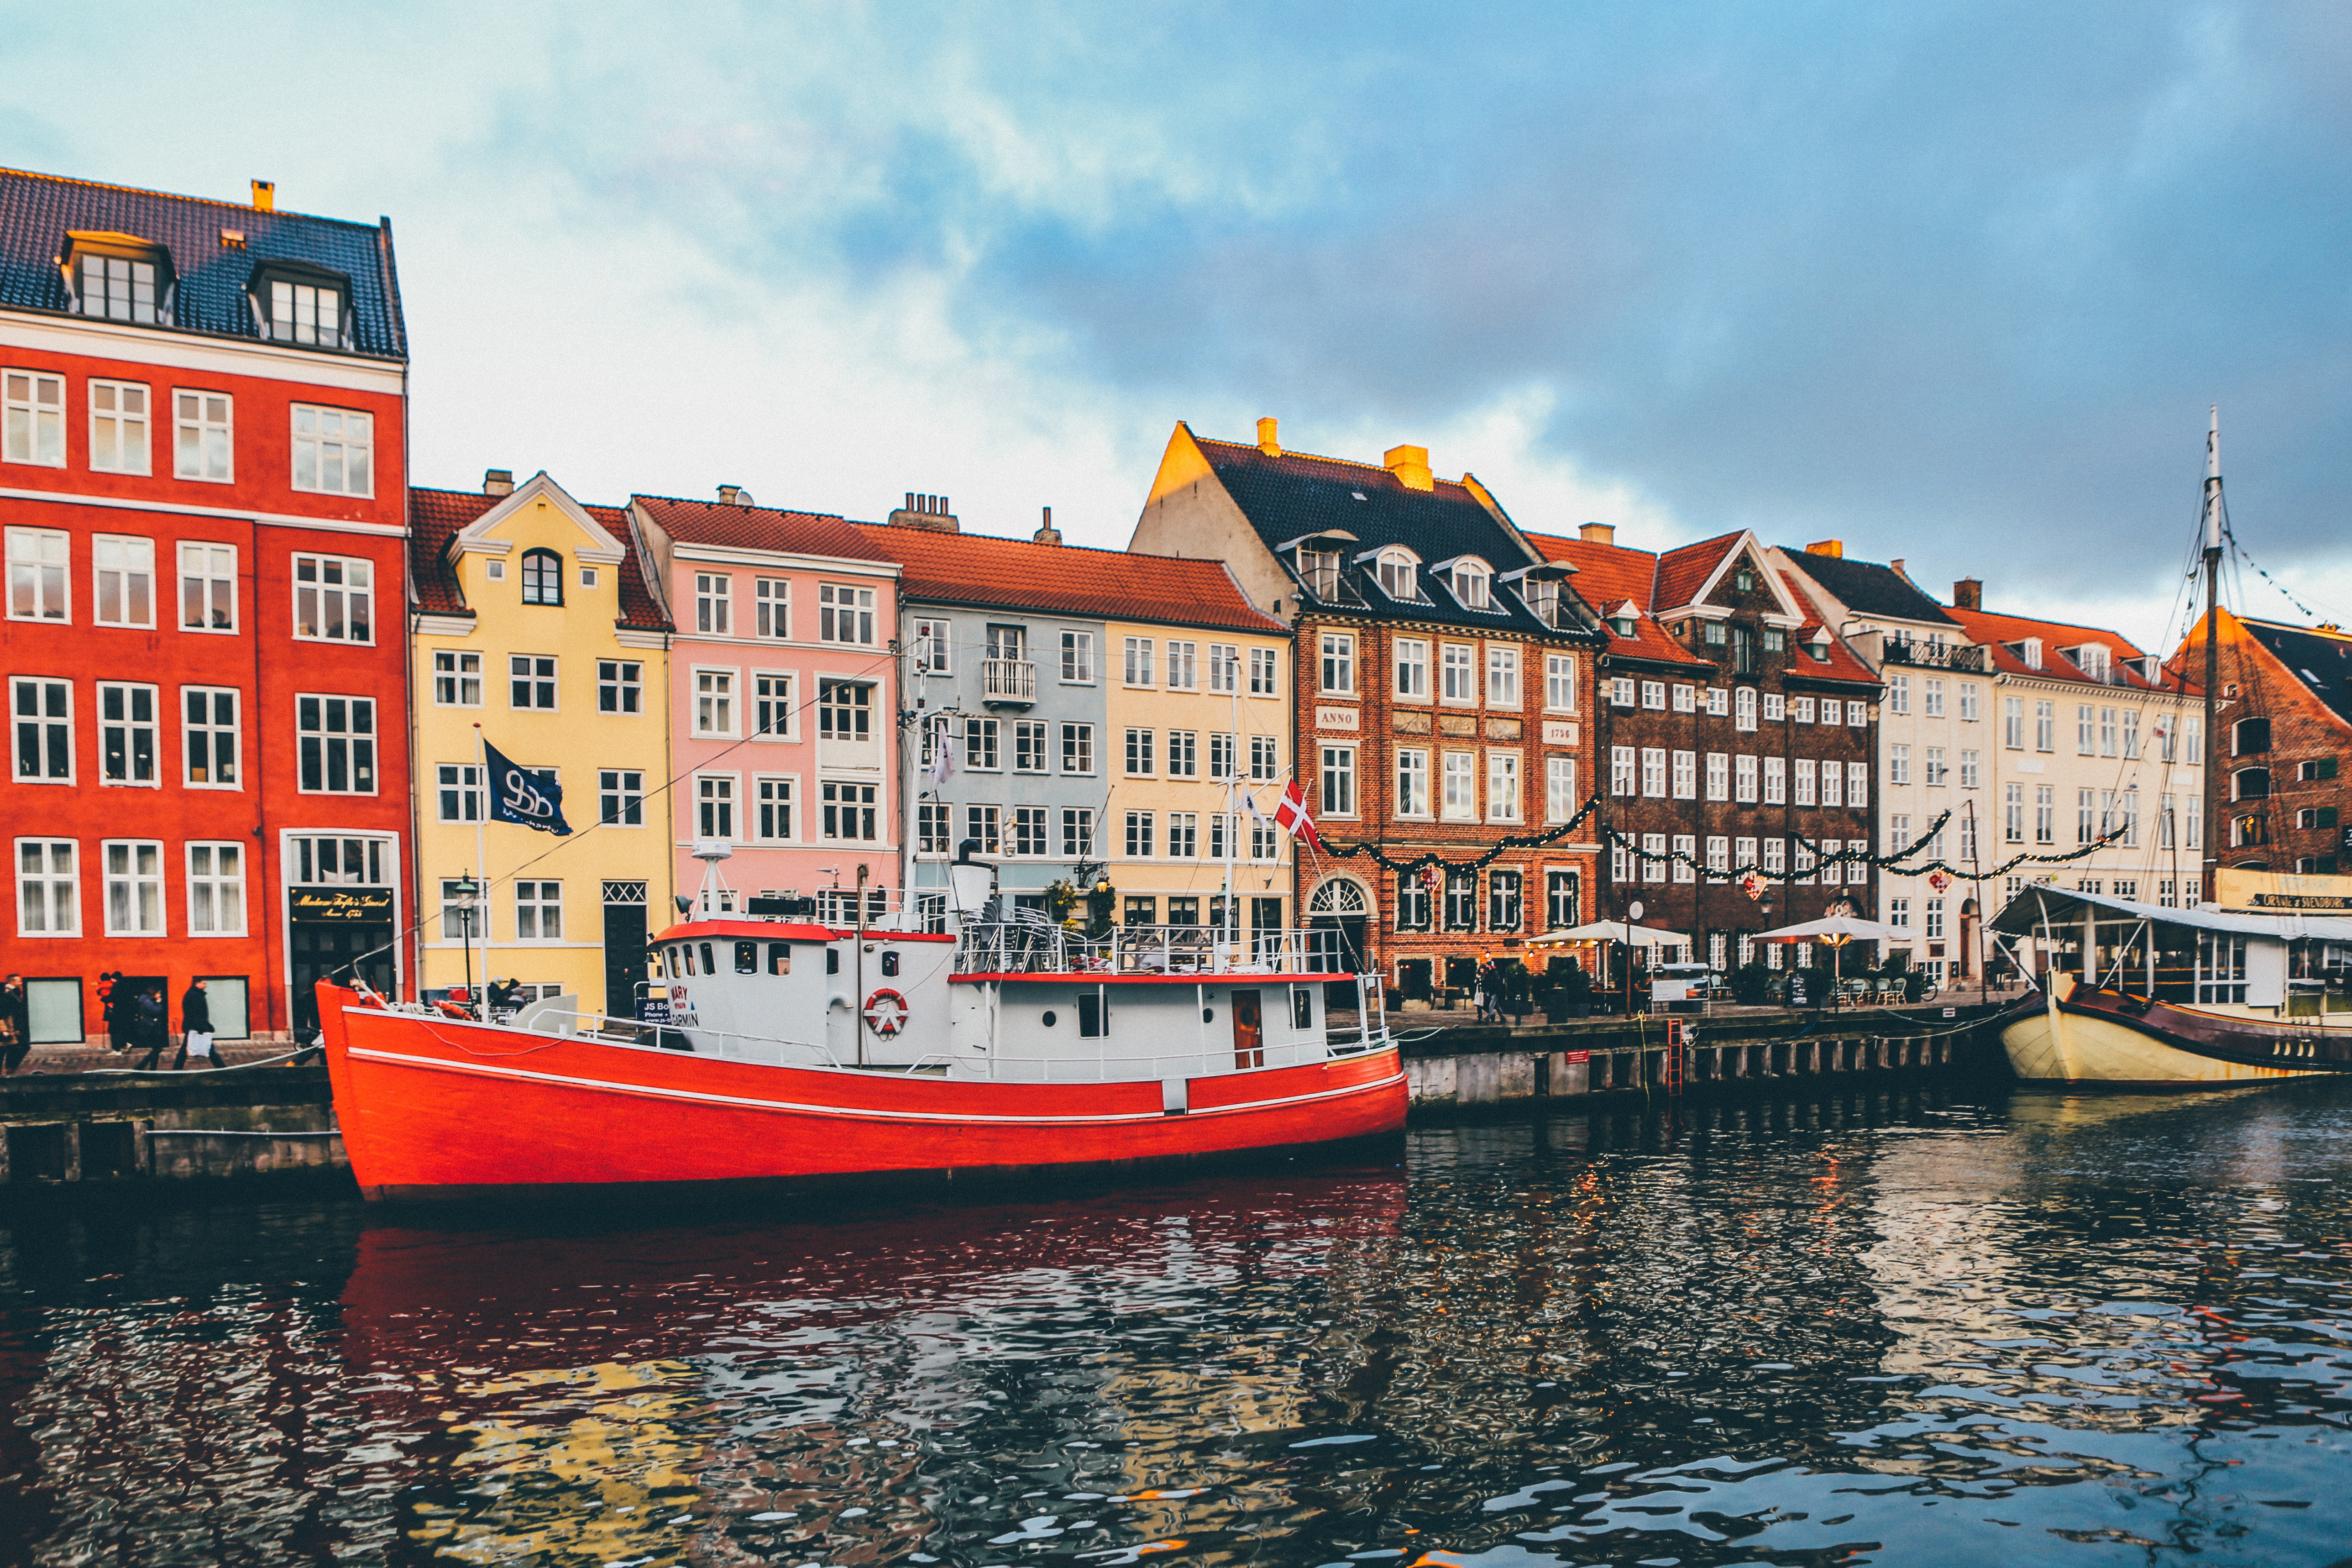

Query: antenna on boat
2200;404;2223;905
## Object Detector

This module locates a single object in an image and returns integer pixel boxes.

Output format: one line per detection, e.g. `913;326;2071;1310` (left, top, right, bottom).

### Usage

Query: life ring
862;988;909;1038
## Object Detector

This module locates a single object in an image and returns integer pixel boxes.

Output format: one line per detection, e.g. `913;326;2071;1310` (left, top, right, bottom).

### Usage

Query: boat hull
2000;974;2349;1086
317;986;1408;1202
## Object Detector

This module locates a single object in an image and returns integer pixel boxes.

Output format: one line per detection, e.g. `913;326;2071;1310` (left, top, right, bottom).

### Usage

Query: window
2231;766;2270;801
293;555;374;643
2076;703;2095;755
1208;643;1240;693
1124;636;1156;686
600;769;645;827
1794;697;1816;724
1249;646;1278;695
182;687;238;787
515;881;563;941
695;572;732;634
1062;722;1095;775
1442;645;1476;703
1320;634;1354;694
1166;640;1198;690
1610;746;1635;797
1545;654;1576;713
1704;620;1727;647
1396;872;1431;932
1671;749;1696;800
2123;710;2140;760
1958;749;1980;790
1708;687;1729;716
581;659;640;719
7;528;68;622
174;390;232;481
96;682;157;785
102;840;165;935
515;548;564;607
1849;762;1868;807
750;577;790;640
1321;745;1357;817
696;775;737;839
823;781;879;840
2233;716;2271;755
186;843;244;936
1124;727;1154;776
264;275;346;346
1821;757;1844;806
756;777;796;843
1546;756;1577;823
1924;747;1946;786
2003;696;2024;749
1706;836;1731;880
1395;638;1429;699
1735;753;1758;802
1890;745;1910;786
1062;808;1095;859
1167;729;1198;778
1446;868;1480;929
1765;692;1786;721
1488;871;1522;932
1889;897;1910;931
1168;813;1198;859
2298;806;2342;831
1764;755;1786;804
1208;731;1237;780
2036;700;2055;752
1919;678;1943;719
2158;793;2176;850
1672;834;1698;885
1396;748;1431;817
916;802;952;855
290;405;372;495
296;694;376;793
965;717;1001;771
4;371;64;466
1611;676;1636;708
1013;805;1050;857
1445;750;1479;819
1642;833;1669;884
1062;629;1097;683
1546;870;1580;930
176;542;236;632
1015;720;1049;773
89;381;150;474
504;654;556;711
1377;548;1420;600
1641;747;1666;799
432;650;483;707
1795;759;1816;806
16;839;77;935
1487;753;1520;820
1487;647;1520;708
1887;674;1909;715
1735;687;1758;730
1449;562;1490;608
75;248;162;322
1642;680;1667;710
1124;810;1155;858
13;678;72;782
436;763;484;823
1251;734;1279;781
818;681;871;741
819;582;875;644
1705;752;1729;802
2035;785;2055;844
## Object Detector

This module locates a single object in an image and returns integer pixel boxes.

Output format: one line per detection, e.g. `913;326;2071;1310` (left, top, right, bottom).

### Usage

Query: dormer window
2069;643;2110;681
250;262;352;349
2013;637;2043;671
1446;560;1491;609
1375;548;1424;601
521;548;565;606
1611;615;1636;638
1734;567;1756;593
1298;548;1341;601
61;233;173;325
1517;577;1560;625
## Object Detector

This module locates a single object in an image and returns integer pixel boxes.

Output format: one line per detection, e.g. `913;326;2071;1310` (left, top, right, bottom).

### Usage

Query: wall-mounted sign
288;886;394;923
2216;867;2352;912
1315;705;1358;731
1542;720;1580;746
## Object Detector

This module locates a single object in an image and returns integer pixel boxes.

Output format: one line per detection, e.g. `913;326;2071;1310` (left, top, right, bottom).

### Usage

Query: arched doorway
1308;877;1371;1011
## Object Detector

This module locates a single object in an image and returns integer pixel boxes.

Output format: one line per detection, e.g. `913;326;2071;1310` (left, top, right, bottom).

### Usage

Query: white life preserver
862;988;909;1038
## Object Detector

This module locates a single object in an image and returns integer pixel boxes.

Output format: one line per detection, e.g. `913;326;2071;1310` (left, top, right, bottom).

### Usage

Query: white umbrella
1525;920;1692;950
1750;914;1901;944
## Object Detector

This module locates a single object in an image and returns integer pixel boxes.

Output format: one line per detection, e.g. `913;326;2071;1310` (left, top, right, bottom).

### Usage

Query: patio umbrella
1750;914;1900;992
1524;920;1693;951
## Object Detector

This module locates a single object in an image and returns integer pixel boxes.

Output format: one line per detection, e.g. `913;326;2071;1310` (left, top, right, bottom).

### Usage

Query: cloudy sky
5;1;2346;648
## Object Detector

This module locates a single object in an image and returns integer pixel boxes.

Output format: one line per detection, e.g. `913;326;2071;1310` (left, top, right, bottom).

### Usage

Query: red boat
319;865;1404;1201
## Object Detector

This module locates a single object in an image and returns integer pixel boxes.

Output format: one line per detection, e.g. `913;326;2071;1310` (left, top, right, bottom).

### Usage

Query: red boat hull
317;985;1408;1201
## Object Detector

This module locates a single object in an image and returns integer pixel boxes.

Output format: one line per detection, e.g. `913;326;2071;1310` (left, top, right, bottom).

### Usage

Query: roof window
61;232;174;325
249;261;353;350
1445;558;1491;609
1372;547;1425;603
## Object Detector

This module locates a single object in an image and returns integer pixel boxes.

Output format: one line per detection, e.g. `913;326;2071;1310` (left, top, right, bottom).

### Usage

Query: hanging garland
1325;797;2132;886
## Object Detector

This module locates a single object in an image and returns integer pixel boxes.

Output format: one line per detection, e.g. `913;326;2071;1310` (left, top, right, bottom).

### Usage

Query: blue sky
4;1;2346;647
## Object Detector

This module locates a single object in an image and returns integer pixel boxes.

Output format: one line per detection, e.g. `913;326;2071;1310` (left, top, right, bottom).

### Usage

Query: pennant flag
926;719;956;791
1274;777;1327;855
484;740;573;835
1242;787;1271;828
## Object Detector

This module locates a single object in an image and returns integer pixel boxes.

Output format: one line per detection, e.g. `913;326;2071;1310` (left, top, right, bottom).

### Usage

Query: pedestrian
97;971;121;1053
174;979;215;1070
131;985;169;1070
0;973;28;1076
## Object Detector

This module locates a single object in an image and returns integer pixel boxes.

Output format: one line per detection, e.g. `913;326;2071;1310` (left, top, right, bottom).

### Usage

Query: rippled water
4;1082;2351;1566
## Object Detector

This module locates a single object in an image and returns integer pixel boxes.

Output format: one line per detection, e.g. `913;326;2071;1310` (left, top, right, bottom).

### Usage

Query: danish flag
1274;777;1327;855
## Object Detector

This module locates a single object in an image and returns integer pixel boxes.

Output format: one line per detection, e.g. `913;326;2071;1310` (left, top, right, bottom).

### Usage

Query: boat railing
954;921;1345;976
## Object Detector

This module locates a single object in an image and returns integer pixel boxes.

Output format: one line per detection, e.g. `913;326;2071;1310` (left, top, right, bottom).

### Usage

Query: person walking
131;984;169;1070
97;971;121;1053
0;974;29;1076
174;979;215;1070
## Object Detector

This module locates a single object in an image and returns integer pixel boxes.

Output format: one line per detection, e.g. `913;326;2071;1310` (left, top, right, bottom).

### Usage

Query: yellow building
408;471;674;1016
1101;604;1293;940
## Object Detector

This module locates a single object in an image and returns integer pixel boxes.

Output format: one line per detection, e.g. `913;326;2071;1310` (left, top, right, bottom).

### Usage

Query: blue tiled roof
0;166;405;360
2242;618;2352;732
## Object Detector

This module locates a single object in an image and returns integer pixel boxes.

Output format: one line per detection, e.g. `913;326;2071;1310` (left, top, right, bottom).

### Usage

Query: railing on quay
954;920;1348;977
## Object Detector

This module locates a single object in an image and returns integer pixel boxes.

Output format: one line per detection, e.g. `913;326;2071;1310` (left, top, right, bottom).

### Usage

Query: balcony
980;658;1038;707
1881;639;1987;671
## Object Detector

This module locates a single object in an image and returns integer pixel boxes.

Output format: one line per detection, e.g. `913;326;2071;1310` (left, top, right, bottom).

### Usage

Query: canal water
3;1082;2350;1567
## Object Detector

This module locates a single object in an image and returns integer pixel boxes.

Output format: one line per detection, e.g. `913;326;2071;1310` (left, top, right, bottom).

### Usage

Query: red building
0;168;409;1047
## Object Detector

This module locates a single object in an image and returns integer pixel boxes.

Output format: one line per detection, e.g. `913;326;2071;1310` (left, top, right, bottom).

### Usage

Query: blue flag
484;740;572;835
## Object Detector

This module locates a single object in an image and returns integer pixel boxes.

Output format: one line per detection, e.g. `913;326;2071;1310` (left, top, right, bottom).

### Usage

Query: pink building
628;491;902;920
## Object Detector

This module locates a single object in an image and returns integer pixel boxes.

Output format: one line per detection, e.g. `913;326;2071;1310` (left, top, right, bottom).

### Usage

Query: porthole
1042;1010;1058;1028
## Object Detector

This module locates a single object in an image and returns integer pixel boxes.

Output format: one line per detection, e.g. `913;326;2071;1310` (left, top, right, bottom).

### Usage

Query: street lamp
452;875;481;1018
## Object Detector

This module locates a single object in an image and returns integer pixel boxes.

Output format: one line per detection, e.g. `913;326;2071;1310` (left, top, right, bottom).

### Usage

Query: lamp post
452;874;481;1018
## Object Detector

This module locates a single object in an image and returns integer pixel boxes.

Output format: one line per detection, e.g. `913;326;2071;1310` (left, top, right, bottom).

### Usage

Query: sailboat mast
2200;405;2223;904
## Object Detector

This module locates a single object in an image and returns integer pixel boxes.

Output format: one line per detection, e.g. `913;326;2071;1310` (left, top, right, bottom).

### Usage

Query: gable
453;471;627;564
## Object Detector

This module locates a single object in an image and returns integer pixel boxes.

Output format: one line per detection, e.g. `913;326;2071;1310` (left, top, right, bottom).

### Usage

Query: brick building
2173;609;2352;878
0;167;409;1046
1130;420;1599;1004
1524;526;1882;980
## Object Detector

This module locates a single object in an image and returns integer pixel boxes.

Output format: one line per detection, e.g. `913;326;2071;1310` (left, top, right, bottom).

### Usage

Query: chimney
1889;558;1910;582
1033;505;1061;546
251;179;275;212
1256;416;1281;457
1805;539;1843;558
717;484;752;507
1953;577;1982;611
482;468;513;496
1384;444;1433;492
1579;521;1615;545
889;491;959;533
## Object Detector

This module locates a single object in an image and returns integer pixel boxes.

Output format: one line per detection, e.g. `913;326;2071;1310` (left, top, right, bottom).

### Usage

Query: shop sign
289;886;394;923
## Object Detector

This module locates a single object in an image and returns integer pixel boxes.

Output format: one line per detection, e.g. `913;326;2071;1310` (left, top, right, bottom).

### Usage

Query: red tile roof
406;486;670;633
1654;531;1746;613
1521;530;1705;668
631;494;893;564
851;523;1285;634
1947;606;2188;693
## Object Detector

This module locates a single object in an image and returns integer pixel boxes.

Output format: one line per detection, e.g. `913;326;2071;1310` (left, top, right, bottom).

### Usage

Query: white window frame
1320;744;1357;818
1396;748;1431;818
1486;751;1521;821
1167;640;1199;691
695;572;733;635
1014;718;1050;775
289;404;374;496
181;685;240;789
1735;686;1758;731
294;693;377;795
433;649;483;707
1248;646;1278;695
88;379;151;475
4;369;66;466
12;676;73;783
1641;747;1666;799
1705;751;1729;802
1123;636;1156;687
1544;654;1577;713
509;653;559;712
696;772;739;840
178;541;237;633
752;671;794;740
1735;753;1758;803
100;838;166;937
753;775;797;844
173;388;233;482
599;768;646;828
694;667;737;737
1062;629;1097;684
15;837;79;936
1442;750;1478;821
1486;646;1520;709
291;553;376;645
1320;633;1355;695
1440;643;1476;705
1394;638;1430;700
1545;755;1577;823
185;841;246;936
1208;643;1240;694
96;680;159;787
818;582;876;645
7;526;69;623
435;762;485;823
1671;749;1696;800
597;659;643;716
754;577;791;640
913;616;951;672
1062;722;1096;776
513;879;565;942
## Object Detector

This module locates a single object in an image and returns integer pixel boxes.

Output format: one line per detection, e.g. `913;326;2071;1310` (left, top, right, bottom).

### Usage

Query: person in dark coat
97;971;122;1053
131;985;169;1070
0;975;29;1075
173;980;215;1070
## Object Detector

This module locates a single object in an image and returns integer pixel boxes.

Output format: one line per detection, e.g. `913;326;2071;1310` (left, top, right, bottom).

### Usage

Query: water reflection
1;1084;2348;1566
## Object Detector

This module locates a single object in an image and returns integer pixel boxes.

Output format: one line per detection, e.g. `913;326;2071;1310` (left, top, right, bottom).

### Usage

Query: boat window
735;941;758;974
645;949;664;979
1291;987;1314;1029
1079;991;1106;1038
767;943;791;975
881;951;900;977
700;942;717;976
681;944;696;976
827;948;841;975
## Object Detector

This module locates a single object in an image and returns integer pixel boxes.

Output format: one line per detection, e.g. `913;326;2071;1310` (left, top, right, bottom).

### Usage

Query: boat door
1231;989;1263;1068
